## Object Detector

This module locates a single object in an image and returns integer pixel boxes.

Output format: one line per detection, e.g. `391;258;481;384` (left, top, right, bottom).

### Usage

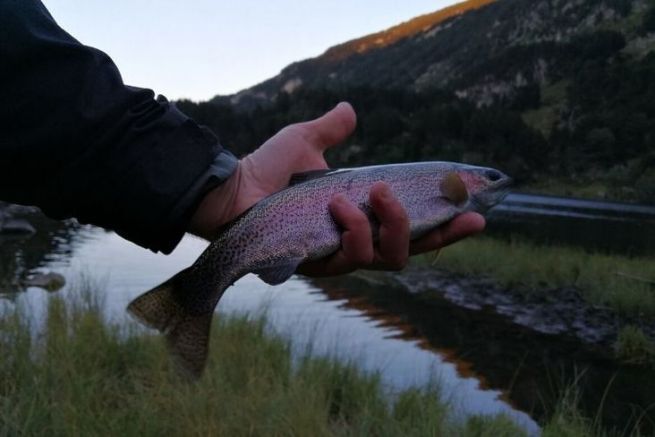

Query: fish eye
485;170;502;182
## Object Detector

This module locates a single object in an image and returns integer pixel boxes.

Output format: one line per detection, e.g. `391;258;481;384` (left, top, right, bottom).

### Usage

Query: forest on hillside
177;9;655;203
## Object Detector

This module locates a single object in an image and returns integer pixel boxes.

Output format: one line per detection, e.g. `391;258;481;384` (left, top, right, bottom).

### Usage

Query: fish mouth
488;173;513;198
496;176;513;190
492;181;513;203
494;186;512;204
471;176;513;212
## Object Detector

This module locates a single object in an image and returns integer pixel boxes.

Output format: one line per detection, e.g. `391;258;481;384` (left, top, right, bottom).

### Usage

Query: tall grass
0;288;527;437
541;378;650;437
423;236;655;317
614;325;655;366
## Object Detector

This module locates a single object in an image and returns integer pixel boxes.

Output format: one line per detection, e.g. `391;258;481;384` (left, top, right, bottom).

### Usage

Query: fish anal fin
254;258;303;285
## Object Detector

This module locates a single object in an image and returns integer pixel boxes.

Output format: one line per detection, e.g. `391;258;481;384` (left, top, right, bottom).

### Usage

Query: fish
127;161;512;377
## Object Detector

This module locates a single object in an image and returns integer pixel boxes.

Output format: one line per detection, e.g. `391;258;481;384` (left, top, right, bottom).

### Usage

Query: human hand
190;102;485;275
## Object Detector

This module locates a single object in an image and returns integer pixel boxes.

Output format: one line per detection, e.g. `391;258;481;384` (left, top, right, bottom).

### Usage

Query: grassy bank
424;236;655;318
0;289;531;437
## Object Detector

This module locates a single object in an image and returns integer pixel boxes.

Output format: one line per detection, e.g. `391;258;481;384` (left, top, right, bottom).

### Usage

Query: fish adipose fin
254;257;303;285
127;268;213;379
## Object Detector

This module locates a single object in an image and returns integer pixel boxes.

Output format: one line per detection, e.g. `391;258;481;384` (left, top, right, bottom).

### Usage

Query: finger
369;182;409;270
298;194;373;277
297;102;357;151
409;212;485;255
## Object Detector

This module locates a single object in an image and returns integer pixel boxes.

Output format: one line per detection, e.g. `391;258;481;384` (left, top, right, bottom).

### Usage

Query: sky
42;0;461;101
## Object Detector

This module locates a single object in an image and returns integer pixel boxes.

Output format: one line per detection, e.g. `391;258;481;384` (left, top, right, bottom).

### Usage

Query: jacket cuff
159;148;238;253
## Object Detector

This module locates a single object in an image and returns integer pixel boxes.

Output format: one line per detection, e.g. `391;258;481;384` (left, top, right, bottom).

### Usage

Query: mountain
218;0;496;106
178;0;655;202
220;0;650;107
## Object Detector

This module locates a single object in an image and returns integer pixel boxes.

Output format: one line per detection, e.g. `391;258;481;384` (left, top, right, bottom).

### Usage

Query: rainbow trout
128;162;511;377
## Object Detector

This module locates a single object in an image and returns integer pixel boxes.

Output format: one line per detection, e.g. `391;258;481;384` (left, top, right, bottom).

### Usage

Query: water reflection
221;276;537;433
312;273;655;434
0;214;83;296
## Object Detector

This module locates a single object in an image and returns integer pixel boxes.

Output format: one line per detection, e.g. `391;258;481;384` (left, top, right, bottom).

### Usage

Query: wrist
189;161;242;240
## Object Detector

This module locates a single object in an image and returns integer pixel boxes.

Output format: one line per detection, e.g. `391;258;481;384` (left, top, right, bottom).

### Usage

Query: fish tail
127;268;214;379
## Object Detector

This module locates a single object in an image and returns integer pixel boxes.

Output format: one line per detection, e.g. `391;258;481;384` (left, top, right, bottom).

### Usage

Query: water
0;223;538;435
488;192;655;255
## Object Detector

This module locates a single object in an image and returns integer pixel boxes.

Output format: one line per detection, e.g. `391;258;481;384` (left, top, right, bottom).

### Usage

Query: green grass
541;382;614;437
540;373;651;437
0;288;528;437
421;236;655;317
614;325;655;366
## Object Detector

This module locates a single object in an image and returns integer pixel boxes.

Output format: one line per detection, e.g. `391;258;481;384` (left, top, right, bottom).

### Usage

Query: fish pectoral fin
254;258;303;285
440;172;469;206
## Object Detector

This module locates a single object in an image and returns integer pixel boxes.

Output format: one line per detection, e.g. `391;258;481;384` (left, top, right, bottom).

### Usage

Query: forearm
0;0;237;253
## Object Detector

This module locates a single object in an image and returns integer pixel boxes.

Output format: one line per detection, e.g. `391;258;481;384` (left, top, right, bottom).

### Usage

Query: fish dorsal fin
441;172;468;205
288;169;337;186
253;257;304;285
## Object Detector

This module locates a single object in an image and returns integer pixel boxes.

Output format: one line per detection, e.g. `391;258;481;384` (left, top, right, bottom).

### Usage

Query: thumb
299;102;357;151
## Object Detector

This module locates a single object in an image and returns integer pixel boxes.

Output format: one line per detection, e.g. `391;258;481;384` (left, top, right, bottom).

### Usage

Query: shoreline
392;266;655;352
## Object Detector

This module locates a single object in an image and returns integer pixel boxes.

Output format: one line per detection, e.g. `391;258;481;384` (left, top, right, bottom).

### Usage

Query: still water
1;224;539;435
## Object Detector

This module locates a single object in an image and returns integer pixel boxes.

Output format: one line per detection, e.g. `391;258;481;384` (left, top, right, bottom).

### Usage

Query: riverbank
1;289;532;436
405;235;655;362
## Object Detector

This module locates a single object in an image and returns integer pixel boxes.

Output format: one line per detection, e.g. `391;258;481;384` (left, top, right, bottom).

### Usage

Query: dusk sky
42;1;461;101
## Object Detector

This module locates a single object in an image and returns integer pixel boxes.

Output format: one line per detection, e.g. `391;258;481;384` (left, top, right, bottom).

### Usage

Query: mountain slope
185;0;655;202
221;0;650;107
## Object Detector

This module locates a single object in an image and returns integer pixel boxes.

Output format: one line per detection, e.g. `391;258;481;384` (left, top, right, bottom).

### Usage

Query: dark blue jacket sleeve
0;0;237;253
